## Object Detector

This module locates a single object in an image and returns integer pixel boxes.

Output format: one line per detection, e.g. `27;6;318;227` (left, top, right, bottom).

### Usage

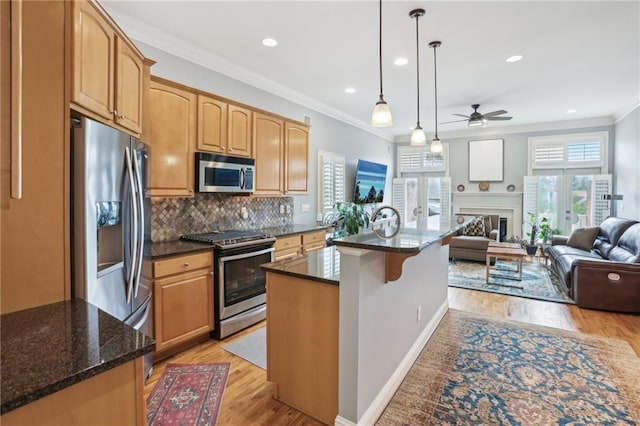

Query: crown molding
393;116;616;143
614;97;640;123
103;7;394;143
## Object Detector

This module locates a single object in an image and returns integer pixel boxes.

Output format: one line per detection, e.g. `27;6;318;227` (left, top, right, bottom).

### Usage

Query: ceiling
103;1;640;141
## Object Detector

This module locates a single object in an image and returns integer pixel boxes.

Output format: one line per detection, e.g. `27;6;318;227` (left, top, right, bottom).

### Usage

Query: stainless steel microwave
196;153;255;193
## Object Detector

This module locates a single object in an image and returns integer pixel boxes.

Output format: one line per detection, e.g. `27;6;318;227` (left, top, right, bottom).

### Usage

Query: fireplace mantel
453;192;523;237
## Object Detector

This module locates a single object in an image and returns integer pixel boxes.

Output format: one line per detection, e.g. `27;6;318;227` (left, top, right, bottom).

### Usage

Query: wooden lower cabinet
143;251;214;356
274;230;326;261
266;272;338;424
1;358;146;425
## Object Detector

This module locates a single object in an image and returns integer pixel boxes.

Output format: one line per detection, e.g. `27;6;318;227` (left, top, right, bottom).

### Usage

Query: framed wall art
468;139;504;181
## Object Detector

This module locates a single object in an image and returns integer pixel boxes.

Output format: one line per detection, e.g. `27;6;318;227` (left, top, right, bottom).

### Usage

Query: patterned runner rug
147;363;230;426
448;259;574;304
378;310;640;425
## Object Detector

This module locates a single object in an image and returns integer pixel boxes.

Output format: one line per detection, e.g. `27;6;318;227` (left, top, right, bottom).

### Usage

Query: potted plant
538;218;562;244
334;202;370;236
524;212;540;255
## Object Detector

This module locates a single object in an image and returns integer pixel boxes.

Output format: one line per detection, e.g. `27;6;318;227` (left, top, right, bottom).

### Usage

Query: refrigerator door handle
124;147;137;305
132;148;144;298
131;295;152;330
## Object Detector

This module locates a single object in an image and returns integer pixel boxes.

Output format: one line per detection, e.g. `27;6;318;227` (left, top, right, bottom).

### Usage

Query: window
529;132;608;172
317;150;345;219
397;144;449;175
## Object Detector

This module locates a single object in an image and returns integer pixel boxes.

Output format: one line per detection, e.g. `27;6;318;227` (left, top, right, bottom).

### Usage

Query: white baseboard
334;300;449;426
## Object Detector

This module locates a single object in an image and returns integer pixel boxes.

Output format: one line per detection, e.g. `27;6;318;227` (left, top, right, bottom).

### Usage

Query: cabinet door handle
228;147;233;151
119;114;126;119
183;262;190;267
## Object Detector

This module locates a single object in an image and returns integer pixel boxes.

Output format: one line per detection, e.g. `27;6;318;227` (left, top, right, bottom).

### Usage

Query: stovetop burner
181;230;274;249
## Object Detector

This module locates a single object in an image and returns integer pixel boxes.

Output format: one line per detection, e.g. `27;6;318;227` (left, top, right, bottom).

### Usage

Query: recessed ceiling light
345;87;356;94
506;55;523;63
262;38;278;47
394;58;408;66
567;109;577;114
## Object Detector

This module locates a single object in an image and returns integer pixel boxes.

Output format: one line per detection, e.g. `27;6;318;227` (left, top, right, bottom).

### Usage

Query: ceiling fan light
410;125;426;146
430;137;443;153
371;98;393;127
468;119;484;127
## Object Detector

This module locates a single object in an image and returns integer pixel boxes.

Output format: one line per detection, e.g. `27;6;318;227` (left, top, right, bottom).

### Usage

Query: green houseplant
334;202;370;236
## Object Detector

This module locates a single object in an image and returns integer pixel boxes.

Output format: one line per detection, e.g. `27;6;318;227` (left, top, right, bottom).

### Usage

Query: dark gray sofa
546;216;640;312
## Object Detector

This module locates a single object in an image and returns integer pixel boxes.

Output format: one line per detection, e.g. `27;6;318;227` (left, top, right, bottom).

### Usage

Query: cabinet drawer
274;235;301;251
153;251;212;278
275;247;301;261
302;230;325;245
303;242;326;254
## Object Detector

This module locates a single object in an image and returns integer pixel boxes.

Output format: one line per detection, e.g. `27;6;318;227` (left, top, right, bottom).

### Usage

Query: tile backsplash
150;194;294;242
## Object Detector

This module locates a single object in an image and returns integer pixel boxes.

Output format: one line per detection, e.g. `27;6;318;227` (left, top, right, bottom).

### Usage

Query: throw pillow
567;226;599;251
463;216;485;237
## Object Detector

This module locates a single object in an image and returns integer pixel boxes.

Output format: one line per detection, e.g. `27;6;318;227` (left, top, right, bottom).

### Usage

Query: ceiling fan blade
485;116;512;121
453;114;470;118
482;110;508;117
440;119;469;124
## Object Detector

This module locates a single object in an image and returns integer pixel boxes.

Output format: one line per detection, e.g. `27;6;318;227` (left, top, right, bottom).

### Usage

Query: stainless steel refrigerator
71;115;153;377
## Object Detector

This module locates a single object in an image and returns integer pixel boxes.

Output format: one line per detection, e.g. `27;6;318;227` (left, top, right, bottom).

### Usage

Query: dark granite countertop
144;225;329;259
332;216;476;253
261;246;340;285
260;224;330;238
0;299;155;414
144;240;213;259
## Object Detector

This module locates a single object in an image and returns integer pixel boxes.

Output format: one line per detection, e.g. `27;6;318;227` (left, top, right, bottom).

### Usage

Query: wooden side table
486;241;527;288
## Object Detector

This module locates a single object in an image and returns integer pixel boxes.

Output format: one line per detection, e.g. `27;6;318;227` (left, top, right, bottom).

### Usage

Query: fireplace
453;192;523;238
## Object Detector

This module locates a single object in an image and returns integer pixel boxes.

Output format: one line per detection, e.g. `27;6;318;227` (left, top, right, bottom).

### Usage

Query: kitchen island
262;217;472;425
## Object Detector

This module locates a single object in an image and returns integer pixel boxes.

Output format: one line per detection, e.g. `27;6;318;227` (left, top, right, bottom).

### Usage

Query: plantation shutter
591;174;612;225
398;148;423;173
523;176;539;235
392;178;407;226
317;150;345;217
439;177;451;228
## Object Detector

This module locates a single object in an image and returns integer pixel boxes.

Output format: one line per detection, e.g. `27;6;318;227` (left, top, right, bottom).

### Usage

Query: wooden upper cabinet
147;79;196;197
285;122;309;193
254;112;284;194
114;37;143;134
71;0;145;136
197;94;227;153
228;104;252;157
72;0;114;120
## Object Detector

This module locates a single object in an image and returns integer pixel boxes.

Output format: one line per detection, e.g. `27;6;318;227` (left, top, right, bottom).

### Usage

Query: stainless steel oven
216;243;273;338
181;230;275;339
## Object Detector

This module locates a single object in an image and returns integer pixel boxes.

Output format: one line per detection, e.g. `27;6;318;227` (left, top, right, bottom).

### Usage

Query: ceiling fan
441;104;513;127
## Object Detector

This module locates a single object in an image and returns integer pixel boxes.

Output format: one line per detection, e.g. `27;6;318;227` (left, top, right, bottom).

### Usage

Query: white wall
613;106;640;219
135;41;394;225
396;124;615;193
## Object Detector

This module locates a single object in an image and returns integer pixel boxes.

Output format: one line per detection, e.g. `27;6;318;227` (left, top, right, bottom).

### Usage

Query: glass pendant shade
430;137;443;153
372;0;392;128
410;125;427;146
371;97;393;127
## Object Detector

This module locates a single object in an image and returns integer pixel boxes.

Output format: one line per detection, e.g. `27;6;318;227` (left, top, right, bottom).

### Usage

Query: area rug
448;259;575;304
223;327;266;370
378;309;640;425
147;363;230;426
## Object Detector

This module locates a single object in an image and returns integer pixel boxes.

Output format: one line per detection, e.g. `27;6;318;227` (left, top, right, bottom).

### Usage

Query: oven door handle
218;246;274;263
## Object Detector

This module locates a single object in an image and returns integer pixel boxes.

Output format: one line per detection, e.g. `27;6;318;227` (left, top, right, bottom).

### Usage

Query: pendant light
409;9;426;146
371;0;392;127
429;41;443;154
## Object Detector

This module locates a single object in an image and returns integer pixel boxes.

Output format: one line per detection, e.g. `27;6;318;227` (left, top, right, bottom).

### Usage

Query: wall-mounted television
353;159;388;204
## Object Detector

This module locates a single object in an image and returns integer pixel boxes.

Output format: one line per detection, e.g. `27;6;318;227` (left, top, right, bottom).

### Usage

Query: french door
523;172;611;235
392;177;451;230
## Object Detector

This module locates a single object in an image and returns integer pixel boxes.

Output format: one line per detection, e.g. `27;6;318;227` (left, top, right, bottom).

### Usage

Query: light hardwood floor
144;288;640;425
